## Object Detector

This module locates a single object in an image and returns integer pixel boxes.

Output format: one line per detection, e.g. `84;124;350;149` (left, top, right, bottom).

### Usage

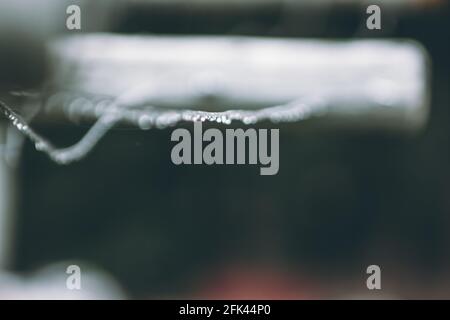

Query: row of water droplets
0;92;327;164
0;100;51;156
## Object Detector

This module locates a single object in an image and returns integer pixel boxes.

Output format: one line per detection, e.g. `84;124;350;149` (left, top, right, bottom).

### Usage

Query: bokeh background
1;0;449;299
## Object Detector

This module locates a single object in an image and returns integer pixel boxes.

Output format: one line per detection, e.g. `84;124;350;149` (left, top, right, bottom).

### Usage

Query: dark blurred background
4;0;450;298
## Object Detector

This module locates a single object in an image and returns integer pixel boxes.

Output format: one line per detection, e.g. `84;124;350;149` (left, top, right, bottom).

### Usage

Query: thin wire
0;95;325;164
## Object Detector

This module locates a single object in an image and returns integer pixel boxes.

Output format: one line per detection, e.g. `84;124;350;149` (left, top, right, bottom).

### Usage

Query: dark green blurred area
12;3;450;297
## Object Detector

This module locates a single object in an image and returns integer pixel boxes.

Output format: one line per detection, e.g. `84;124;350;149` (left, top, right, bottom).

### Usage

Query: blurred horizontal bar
46;34;430;131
